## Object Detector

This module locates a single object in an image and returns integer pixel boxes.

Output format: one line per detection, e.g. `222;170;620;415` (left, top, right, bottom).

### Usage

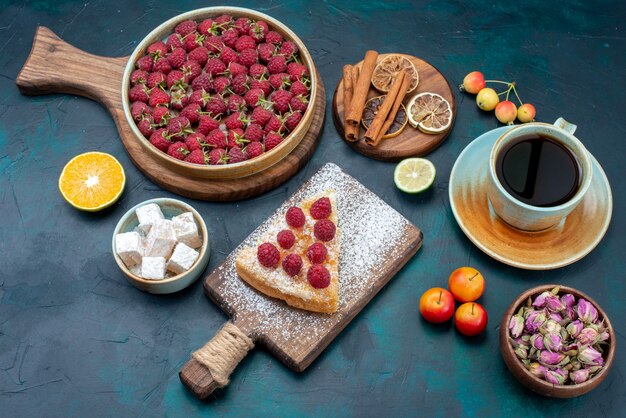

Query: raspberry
150;128;171;152
169;88;189;110
185;133;205;151
290;80;309;97
167;116;191;140
279;41;298;58
227;93;247;112
244;88;265;107
257;242;280;268
175;20;197;36
271;89;293;113
136;55;153;72
290;95;308;113
234;17;252;35
131;69;148;85
185;149;206;165
224;112;246;130
228;145;247;163
167;48;187;69
284;111;302;132
189;89;211;108
129;85;149;103
269;73;290;90
250;79;272;97
206;57;227;76
152;106;171;126
166;33;183;52
244;141;264;159
215;14;233;27
235;35;256;52
267;55;287;74
147;41;167;59
307;265;330;289
221;28;240;48
181;61;202;82
251;106;272;126
167;141;189;160
257;43;276;63
220;46;239;65
187;46;209;66
153;58;172;74
208;148;229;165
183;33;203;52
131;101;151;122
282;254;303;277
212;76;231;94
287;62;308;81
198;115;220;135
265;31;283;45
180;103;201;124
204;35;224;53
206;128;227;149
239;48;258;67
149;88;169;107
198;19;216;36
137;117;154;137
285;206;305;228
310;197;332;220
166;70;186;89
249;63;268;80
245;123;265;142
264;132;283;151
306;243;328;264
191;73;212;91
314;219;336;242
264;114;285;134
249;21;269;42
205;96;226;117
230;74;249;96
227;128;247;147
277;229;296;249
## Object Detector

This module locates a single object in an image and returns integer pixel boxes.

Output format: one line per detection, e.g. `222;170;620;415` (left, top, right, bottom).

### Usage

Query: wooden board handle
179;321;255;400
16;26;128;110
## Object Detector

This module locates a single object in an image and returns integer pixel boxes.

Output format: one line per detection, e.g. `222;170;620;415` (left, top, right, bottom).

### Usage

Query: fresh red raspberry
287;62;308;81
197;115;220;135
189;89;211;108
153;58;172;74
284;111;302;132
234;17;252;35
257;43;276;63
257;242;280;267
204;35;224;53
180;103;201;124
267;55;287;74
205;57;227;76
167;48;187;69
251;106;272;126
185;133;205;151
265;31;283;45
227;93;247;112
137;117;154;137
205;96;226;116
289;80;309;97
228;145;247;163
169;88;189;110
197;19;216;36
277;229;296;249
227;128;247;147
231;74;249;96
264;132;283;151
271;89;293;113
152;106;171;126
228;62;248;77
239;48;258;67
167;116;191;140
129;85;149;103
235;35;256;52
249;21;269;42
285;206;305;228
245;141;264;159
212;76;231;94
245;123;265;142
185;149;206;165
249;63;268;80
136;55;153;72
220;46;239;65
244;88;265;107
131;69;148;85
166;33;183;52
215;14;233;27
175;20;197;36
307;265;330;289
147;41;167;59
314;219;336;242
208;148;229;165
264;114;285;134
187;46;209;66
149;128;171;152
306;243;328;264
269;73;290;90
310;197;332;220
290;95;308;113
166;70;187;89
131;101;151;122
221;28;240;48
191;73;212;91
250;79;272;97
181;60;202;81
282;254;303;277
224;112;246;130
279;41;298;57
206;128;227;149
183;33;203;52
167;141;189;160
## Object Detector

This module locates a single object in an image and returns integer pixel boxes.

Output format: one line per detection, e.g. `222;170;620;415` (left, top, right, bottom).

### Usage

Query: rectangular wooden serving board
202;163;423;371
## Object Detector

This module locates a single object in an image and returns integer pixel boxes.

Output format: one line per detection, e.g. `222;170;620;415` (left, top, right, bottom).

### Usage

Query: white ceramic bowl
112;198;210;294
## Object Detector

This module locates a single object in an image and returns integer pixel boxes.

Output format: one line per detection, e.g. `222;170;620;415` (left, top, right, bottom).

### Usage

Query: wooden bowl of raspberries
122;7;317;179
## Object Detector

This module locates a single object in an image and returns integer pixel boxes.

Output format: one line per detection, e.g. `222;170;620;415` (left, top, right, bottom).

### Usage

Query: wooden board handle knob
179;321;255;400
16;26;129;110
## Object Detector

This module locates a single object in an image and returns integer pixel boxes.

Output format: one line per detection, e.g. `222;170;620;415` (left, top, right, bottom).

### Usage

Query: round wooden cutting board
332;53;456;161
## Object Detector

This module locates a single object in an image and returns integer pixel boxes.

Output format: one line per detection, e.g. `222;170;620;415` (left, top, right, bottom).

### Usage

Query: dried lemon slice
361;95;408;139
407;92;452;134
371;55;419;94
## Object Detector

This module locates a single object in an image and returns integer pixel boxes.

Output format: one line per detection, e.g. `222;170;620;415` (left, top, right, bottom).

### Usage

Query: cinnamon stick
344;65;360;141
364;70;406;146
345;50;378;126
369;72;412;147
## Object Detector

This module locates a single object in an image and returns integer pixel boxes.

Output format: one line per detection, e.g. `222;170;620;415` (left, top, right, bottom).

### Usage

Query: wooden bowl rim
111;198;210;286
121;6;318;176
500;284;616;396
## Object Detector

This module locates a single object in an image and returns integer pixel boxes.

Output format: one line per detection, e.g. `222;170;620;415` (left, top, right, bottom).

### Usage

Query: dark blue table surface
1;0;624;416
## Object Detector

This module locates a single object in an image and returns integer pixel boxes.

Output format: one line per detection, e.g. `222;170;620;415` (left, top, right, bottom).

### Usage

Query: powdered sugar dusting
212;163;419;355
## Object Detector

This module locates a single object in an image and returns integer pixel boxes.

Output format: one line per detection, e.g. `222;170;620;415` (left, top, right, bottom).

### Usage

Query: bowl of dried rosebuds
500;284;615;398
122;7;318;179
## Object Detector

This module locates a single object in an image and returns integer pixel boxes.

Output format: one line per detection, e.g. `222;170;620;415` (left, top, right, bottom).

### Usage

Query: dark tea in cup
495;134;581;207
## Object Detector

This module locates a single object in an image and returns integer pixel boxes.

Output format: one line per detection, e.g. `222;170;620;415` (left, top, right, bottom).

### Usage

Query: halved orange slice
371;55;419;94
361;95;408;138
58;152;125;211
407;93;452;134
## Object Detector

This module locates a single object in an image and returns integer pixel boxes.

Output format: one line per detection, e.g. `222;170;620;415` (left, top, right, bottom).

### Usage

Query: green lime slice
394;158;436;193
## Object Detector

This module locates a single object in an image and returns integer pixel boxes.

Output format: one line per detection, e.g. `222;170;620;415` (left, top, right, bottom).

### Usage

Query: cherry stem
512;84;524;105
471;304;475;315
485;80;512;85
469;272;479;282
438;290;442;304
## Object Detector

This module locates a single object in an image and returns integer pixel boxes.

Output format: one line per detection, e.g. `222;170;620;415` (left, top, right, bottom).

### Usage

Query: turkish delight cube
167;243;200;275
172;212;202;249
115;231;143;268
135;203;164;226
144;219;177;258
141;257;166;280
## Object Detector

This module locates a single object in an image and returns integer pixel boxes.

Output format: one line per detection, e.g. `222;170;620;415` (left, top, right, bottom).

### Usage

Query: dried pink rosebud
545;369;567;385
570;368;590;384
525;310;547;333
561;293;576;308
530;334;545;350
566;320;584;337
509;315;524;338
532;291;551;308
597;331;610;342
576;299;598;324
578;346;604;366
539;350;565;365
548;312;563;322
543;333;563;352
543;319;561;334
545;294;566;312
577;328;599;345
528;362;548;379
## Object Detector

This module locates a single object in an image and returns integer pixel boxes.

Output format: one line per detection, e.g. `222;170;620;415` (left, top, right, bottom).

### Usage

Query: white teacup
486;118;593;231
